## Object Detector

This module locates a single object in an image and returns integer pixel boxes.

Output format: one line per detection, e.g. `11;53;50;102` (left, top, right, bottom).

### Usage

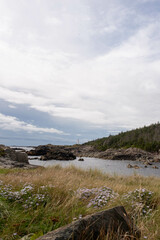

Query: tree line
85;123;160;153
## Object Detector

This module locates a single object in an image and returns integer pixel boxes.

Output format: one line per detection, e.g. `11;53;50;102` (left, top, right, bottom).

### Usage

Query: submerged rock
152;165;159;169
127;164;140;169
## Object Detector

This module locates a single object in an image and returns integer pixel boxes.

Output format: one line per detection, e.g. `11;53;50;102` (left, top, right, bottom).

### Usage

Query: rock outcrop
37;206;141;240
0;145;37;169
26;143;160;162
27;144;160;162
69;145;159;162
27;145;76;161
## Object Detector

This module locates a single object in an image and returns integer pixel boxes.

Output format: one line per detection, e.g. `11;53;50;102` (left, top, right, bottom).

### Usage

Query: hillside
85;123;160;153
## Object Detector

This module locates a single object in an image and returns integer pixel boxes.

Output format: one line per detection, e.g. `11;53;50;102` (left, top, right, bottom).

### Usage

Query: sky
0;0;160;146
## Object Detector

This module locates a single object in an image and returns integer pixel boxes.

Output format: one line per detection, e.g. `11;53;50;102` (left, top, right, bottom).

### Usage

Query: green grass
0;166;159;239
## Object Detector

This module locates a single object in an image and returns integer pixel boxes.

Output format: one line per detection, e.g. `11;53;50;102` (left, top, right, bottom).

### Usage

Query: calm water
29;157;160;177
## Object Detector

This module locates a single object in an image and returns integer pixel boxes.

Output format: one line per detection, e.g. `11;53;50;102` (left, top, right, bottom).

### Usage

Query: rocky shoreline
28;144;160;163
68;145;160;163
0;143;160;169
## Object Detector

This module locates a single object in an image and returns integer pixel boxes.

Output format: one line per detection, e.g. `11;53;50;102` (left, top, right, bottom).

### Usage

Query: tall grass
0;165;159;239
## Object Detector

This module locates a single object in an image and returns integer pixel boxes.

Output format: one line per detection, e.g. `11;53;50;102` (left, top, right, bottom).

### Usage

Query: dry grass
1;165;159;192
0;165;160;239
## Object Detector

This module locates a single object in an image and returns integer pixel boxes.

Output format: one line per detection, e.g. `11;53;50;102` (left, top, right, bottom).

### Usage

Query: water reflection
29;157;160;177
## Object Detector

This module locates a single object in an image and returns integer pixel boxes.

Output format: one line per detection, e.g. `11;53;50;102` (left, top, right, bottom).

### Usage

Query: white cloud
0;0;160;140
31;104;107;125
8;104;16;109
0;113;66;135
45;16;62;26
0;21;160;130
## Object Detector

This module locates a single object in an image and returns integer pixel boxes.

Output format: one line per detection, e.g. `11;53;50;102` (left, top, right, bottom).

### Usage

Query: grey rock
37;206;141;240
127;164;140;169
16;151;28;163
70;145;157;162
0;145;39;169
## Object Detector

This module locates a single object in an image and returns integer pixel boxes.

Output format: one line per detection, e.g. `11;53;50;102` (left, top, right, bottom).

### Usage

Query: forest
85;123;160;152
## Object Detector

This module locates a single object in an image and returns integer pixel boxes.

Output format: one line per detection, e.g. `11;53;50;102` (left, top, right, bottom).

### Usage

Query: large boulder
37;206;140;240
0;146;37;169
4;148;28;163
16;151;28;163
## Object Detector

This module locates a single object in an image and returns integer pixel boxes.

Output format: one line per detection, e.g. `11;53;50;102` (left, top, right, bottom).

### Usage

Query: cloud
0;20;160;130
0;113;66;135
45;16;62;26
8;104;16;109
0;0;160;146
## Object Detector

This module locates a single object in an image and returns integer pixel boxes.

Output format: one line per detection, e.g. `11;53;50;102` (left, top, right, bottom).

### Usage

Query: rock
40;156;47;161
153;158;160;162
12;147;26;151
37;206;141;240
144;161;153;165
28;145;76;161
27;145;51;156
69;145;155;162
127;164;133;168
78;158;84;161
4;148;28;163
45;149;76;161
134;165;140;169
28;157;39;160
152;165;159;169
5;148;17;161
16;152;28;163
127;164;140;169
0;145;38;169
31;144;158;163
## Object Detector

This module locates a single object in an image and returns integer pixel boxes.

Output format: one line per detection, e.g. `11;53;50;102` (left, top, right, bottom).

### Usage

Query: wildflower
76;186;118;208
123;188;154;217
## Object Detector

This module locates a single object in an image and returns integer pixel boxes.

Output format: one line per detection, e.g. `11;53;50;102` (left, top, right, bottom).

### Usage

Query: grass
0;165;160;240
